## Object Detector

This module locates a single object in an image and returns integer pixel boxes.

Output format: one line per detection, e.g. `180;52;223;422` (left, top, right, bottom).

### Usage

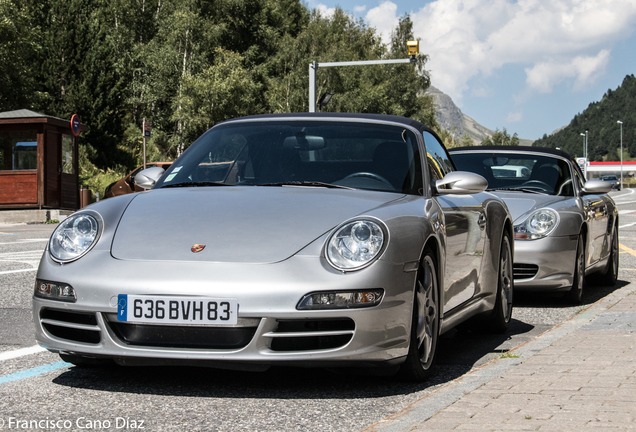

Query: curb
362;282;636;432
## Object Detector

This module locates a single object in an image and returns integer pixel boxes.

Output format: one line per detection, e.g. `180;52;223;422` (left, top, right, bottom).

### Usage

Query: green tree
534;75;636;161
480;128;520;146
264;10;436;127
177;49;260;142
459;133;475;147
0;0;40;110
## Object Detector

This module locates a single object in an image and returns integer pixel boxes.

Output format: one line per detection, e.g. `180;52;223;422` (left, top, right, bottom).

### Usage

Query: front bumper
33;251;415;368
512;235;578;291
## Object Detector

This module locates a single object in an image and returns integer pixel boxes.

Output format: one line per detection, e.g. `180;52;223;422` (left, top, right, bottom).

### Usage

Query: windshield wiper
258;181;354;190
161;181;231;188
488;187;548;195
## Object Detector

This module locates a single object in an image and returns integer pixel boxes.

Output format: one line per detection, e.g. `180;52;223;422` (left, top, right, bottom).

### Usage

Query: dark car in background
104;162;172;198
449;146;617;303
600;175;621;190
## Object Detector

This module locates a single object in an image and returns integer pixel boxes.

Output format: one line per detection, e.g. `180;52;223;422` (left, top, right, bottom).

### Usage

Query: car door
423;132;487;312
573;165;608;265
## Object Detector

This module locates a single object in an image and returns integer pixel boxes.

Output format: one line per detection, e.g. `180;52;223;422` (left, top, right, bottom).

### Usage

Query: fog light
297;289;384;310
34;279;76;302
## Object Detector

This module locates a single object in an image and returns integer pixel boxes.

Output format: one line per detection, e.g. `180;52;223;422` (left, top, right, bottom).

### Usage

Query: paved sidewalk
366;283;636;432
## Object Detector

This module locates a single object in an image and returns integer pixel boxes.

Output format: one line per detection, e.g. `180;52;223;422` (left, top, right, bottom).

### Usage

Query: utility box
0;109;85;210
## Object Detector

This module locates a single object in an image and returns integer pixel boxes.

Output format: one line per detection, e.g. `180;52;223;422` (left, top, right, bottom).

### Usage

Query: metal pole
618;120;623;189
309;62;317;113
583;131;588;181
142;117;147;170
307;58;414;112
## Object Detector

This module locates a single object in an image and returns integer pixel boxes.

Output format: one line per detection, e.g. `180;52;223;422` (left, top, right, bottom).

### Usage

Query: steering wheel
342;172;394;187
521;180;552;192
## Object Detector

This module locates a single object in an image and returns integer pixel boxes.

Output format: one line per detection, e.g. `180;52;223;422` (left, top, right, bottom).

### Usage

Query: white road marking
0;239;49;246
620;221;636;229
0;268;37;275
0;250;44;268
0;345;46;361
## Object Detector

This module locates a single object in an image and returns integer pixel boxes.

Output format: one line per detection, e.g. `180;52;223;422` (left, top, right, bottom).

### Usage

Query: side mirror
582;179;612;195
134;167;165;190
436;171;488;195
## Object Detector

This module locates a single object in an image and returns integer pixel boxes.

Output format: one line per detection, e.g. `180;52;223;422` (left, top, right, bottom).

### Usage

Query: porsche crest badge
191;244;206;253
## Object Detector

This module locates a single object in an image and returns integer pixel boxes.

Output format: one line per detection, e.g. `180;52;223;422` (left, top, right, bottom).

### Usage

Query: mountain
532;74;636;161
427;86;533;146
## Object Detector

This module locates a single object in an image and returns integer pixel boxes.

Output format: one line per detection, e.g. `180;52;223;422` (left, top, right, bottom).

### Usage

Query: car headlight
49;212;102;262
514;208;559;240
326;218;386;271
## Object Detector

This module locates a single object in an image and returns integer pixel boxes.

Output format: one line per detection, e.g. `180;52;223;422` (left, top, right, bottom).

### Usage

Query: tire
59;353;112;367
488;232;513;333
398;249;440;382
598;226;619;286
566;234;585;304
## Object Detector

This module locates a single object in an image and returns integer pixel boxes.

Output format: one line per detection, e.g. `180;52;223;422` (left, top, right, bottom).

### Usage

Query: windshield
452;152;574;196
155;120;423;195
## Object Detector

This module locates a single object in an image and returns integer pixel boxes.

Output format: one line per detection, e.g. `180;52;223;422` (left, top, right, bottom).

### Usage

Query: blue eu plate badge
117;294;128;321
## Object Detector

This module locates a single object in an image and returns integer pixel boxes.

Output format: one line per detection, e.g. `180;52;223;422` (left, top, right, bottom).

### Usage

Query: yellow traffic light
407;40;419;57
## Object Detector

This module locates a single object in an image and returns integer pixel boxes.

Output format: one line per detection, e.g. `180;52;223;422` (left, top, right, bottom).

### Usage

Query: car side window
423;132;455;182
572;162;586;193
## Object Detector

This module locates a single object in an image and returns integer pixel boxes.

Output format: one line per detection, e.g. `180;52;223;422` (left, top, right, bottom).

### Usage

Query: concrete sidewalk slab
364;283;636;432
0;209;71;224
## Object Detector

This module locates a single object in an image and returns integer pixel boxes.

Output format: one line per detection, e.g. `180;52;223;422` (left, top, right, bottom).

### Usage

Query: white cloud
354;5;367;14
525;50;611;93
315;3;336;18
404;0;636;104
507;111;523;123
365;1;399;45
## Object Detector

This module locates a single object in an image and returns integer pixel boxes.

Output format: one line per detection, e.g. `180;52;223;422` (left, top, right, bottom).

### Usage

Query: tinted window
157;121;424;195
452;151;574;196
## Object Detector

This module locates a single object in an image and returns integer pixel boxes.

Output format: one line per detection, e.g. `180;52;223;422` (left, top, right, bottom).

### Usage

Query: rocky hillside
427;86;533;146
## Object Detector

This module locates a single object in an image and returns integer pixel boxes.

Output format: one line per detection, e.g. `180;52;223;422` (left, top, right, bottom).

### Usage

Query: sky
306;0;636;141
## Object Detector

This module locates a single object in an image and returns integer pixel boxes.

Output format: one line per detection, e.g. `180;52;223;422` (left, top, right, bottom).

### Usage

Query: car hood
111;186;403;263
487;191;566;221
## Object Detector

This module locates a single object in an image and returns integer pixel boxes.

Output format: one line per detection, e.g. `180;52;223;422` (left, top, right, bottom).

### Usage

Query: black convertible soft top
449;145;574;161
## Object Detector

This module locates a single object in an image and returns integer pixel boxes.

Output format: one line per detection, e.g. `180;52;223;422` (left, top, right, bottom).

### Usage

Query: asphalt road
0;188;634;432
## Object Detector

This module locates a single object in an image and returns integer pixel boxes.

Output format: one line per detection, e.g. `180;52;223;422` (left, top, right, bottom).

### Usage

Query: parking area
0;187;634;432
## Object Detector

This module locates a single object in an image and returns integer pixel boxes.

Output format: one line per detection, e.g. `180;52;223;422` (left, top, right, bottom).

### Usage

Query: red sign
143;121;151;138
70;114;81;136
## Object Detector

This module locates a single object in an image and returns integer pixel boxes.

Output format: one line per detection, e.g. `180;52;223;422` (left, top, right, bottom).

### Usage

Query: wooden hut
0;109;85;210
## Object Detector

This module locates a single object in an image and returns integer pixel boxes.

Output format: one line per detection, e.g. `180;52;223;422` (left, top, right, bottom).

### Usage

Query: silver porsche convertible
34;113;513;381
450;146;618;304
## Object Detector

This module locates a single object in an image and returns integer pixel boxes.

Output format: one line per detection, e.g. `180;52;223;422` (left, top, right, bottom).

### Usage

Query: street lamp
317;92;334;112
618;120;623;189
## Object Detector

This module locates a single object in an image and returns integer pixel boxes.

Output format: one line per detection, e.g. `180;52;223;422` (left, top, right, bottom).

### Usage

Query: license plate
117;294;238;325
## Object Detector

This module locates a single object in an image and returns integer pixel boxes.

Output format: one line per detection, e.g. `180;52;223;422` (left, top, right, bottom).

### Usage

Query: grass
494;351;520;359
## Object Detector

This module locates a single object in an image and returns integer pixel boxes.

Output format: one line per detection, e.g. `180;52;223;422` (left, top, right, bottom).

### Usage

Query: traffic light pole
308;58;416;112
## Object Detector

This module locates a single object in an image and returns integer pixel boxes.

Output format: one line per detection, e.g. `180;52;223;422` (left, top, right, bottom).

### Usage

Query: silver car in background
450;146;618;303
34;113;513;382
